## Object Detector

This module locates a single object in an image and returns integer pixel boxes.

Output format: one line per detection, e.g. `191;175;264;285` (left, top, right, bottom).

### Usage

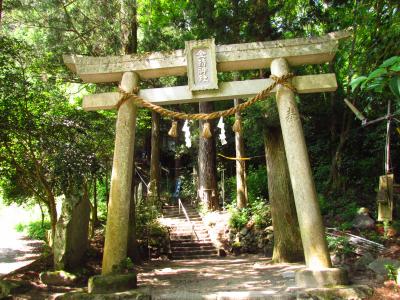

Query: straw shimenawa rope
116;73;296;120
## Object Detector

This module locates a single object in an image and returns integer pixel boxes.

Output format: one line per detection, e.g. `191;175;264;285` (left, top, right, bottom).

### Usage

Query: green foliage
228;206;250;230
15;220;51;241
318;194;358;229
226;166;268;207
250;200;271;229
326;235;354;256
350;56;400;98
385;264;398;281
227;199;272;230
112;257;134;274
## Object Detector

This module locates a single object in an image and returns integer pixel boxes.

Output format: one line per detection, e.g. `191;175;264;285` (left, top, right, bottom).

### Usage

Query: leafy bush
135;201;161;240
227;199;271;230
250;200;271;229
318;193;358;228
228;205;250;230
15;220;51;241
326;235;354;256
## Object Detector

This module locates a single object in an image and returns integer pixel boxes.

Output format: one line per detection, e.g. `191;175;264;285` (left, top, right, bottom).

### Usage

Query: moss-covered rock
88;273;137;294
56;290;149;300
297;285;373;300
40;270;77;286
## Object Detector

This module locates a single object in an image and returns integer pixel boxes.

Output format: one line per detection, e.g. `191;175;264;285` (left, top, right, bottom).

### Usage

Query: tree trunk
90;176;98;238
121;0;137;54
47;193;57;241
0;0;3;26
264;126;304;263
198;102;219;210
127;172;142;263
234;98;248;208
148;112;160;202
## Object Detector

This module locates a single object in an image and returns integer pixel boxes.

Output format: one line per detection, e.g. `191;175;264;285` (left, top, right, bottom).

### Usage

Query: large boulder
353;207;375;230
368;257;400;276
53;188;91;270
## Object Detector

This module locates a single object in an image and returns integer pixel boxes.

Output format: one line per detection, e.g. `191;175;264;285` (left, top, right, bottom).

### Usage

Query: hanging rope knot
116;86;140;109
269;73;297;93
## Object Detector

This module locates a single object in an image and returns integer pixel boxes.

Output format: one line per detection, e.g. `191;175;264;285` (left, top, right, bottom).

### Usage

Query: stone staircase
161;203;218;260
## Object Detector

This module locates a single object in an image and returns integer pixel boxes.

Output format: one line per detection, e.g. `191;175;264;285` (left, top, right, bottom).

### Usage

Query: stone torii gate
64;31;349;287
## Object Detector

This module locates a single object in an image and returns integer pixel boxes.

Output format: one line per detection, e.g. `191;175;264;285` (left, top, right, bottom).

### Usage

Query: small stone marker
185;38;218;91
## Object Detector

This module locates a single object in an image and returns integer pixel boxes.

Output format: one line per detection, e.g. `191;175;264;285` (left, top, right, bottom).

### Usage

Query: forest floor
2;227;400;299
3;250;400;299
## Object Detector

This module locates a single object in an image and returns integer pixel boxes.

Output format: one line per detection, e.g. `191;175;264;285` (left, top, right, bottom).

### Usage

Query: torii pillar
272;58;347;287
102;72;139;274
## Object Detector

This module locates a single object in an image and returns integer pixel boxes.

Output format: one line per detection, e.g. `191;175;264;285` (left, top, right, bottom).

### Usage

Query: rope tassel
202;122;212;138
232;118;242;133
168;120;178;137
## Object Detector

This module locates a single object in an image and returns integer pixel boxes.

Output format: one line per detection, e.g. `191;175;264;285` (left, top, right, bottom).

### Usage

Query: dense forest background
1;0;400;233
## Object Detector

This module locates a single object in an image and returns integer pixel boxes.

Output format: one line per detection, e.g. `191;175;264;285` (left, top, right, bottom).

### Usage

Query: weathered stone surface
297;285;373;300
354;252;375;271
272;57;332;269
295;268;348;288
186;39;218;91
40;270;77;286
88;274;137;294
368;257;400;275
82;74;338;110
63;30;350;83
0;280;30;299
54;189;91;270
352;208;375;230
56;290;149;300
102;72;139;275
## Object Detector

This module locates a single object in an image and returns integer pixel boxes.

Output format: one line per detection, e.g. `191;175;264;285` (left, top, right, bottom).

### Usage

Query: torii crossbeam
64;30;350;288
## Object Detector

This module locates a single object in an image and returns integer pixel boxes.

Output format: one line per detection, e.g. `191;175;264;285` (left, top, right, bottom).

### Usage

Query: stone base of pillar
88;273;137;294
295;268;349;288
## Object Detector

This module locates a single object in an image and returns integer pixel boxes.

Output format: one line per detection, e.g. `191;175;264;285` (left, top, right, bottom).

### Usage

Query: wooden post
271;58;331;269
102;72;139;275
148;112;160;201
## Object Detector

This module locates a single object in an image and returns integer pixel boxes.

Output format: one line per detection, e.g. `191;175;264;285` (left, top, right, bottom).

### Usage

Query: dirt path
0;204;44;277
136;254;305;299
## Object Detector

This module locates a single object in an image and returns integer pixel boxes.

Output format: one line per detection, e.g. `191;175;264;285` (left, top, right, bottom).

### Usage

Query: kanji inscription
186;39;218;91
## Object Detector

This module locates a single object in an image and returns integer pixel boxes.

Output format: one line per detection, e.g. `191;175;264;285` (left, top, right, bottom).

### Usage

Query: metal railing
178;198;199;240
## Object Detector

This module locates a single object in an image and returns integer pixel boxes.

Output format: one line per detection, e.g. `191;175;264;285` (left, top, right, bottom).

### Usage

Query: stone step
170;234;210;239
170;241;214;247
172;250;218;259
172;253;218;260
171;245;216;251
171;229;209;234
162;204;218;260
162;214;201;219
170;238;212;243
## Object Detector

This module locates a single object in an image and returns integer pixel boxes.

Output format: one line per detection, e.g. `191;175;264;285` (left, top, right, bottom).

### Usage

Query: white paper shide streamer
217;117;227;145
182;120;192;148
